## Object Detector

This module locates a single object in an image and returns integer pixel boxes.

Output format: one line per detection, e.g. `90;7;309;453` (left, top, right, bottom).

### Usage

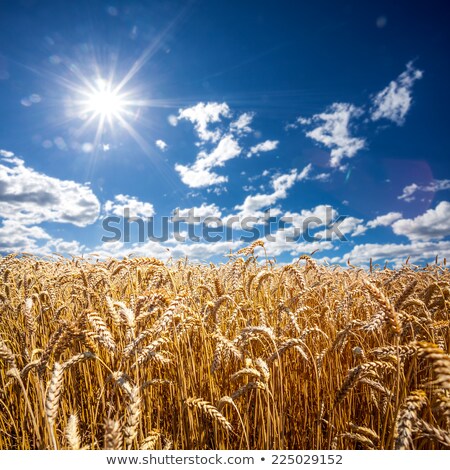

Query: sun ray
113;6;189;94
41;4;195;155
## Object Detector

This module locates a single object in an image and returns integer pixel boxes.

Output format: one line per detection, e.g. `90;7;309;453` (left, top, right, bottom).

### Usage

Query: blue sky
0;0;449;265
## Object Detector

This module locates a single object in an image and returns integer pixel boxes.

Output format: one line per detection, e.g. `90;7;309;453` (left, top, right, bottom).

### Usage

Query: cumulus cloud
168;240;241;260
95;239;172;261
231;165;315;221
371;61;423;125
0;219;86;255
173;103;282;189
247;140;279;157
175;134;241;188
284;205;338;227
0;220;51;252
281;206;337;243
298;208;365;240
0;151;100;226
96;238;242;263
175;166;228;188
230;112;254;135
44;238;85;255
104;194;155;218
155;139;168;151
298;103;365;169
288;62;423;169
0;149;14;158
176;202;222;220
260;233;334;258
367;211;403;228
392;201;450;241
398;179;450;202
233;169;302;219
337;216;366;237
342;240;450;266
296;163;312;181
173;102;231;142
295;163;330;182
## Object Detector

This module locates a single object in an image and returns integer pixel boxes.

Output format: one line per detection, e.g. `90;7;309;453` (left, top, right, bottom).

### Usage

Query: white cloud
233;169;299;219
285;116;311;130
398;179;450;202
342;240;450;266
313;215;366;240
338;217;366;237
196;134;241;168
176;202;222;220
299;103;365;169
247;140;279;157
261;231;334;258
173;103;280;189
288;63;422;169
313;172;331;182
0;219;86;256
297;163;312;181
175;165;227;188
284;205;337;227
230;112;254;135
168;115;178;126
371;61;423;125
174;102;231;142
282;205;366;241
168;240;241;260
104;194;155;218
0;151;100;226
44;238;85;255
0;220;51;252
96;238;242;263
231;165;313;221
392;201;450;241
0;149;14;158
294;163;330;182
95;240;172;261
367;211;403;228
175;134;241;188
175;165;228;188
398;183;419;202
155;139;168;151
208;186;227;196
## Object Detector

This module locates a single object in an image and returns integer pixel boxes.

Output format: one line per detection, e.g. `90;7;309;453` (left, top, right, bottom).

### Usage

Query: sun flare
59;48;160;153
84;79;126;120
67;73;150;152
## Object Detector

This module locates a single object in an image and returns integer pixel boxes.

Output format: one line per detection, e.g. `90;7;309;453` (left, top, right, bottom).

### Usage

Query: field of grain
0;244;449;450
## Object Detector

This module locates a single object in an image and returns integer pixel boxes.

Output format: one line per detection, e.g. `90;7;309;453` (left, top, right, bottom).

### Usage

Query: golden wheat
0;251;449;449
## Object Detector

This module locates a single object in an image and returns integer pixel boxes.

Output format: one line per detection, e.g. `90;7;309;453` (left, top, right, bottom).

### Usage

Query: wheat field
0;243;449;450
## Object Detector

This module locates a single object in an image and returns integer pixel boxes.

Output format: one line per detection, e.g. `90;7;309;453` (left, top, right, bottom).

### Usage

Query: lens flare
85;80;125;119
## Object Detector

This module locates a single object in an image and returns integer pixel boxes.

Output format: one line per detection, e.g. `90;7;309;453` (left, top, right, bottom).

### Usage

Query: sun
68;74;149;152
57;47;165;153
84;79;126;120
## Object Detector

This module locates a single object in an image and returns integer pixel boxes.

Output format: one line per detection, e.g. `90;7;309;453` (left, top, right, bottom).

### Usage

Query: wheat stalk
124;386;141;448
105;419;122;450
65;414;80;450
185;398;233;432
395;390;428;450
45;362;64;426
